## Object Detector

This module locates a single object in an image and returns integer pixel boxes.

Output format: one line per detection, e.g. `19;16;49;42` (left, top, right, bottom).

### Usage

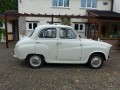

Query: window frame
80;0;97;9
38;28;57;39
26;22;38;30
74;23;85;32
59;28;77;39
52;0;69;8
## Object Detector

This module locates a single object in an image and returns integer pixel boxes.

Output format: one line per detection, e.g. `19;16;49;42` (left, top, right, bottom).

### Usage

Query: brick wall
18;17;26;35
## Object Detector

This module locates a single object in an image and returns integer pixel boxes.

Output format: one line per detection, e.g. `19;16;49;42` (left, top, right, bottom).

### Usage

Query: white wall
18;0;112;37
18;0;111;15
113;0;120;13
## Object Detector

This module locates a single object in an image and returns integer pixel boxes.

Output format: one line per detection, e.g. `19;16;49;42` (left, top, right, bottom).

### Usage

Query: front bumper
107;56;110;60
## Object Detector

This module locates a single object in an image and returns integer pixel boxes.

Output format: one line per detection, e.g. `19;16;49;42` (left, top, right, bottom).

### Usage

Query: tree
0;0;17;13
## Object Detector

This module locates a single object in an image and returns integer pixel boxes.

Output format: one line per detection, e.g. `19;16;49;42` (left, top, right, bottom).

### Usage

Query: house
0;0;120;49
18;0;112;37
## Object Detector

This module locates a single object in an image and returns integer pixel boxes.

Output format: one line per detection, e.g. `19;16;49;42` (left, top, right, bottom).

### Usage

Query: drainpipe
111;0;114;11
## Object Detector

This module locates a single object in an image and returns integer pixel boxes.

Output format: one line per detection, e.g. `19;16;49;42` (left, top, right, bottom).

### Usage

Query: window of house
0;22;3;28
52;0;69;7
74;23;85;32
101;24;108;38
27;22;37;30
59;28;76;39
81;0;98;8
110;25;120;38
103;2;108;5
39;28;56;38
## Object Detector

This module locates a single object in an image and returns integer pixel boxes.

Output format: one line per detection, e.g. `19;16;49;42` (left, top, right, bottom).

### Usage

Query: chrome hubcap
91;56;102;68
30;55;41;67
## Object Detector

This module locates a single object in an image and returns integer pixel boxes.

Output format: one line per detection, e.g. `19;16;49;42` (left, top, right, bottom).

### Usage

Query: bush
0;28;5;40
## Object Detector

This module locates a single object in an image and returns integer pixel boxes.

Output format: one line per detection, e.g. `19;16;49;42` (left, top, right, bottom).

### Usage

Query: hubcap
30;55;41;67
91;56;102;68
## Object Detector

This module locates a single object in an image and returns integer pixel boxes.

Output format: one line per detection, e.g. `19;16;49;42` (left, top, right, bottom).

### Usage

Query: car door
36;28;58;61
57;28;82;61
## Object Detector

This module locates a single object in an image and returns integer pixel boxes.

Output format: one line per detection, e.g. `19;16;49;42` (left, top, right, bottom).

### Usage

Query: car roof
35;24;72;30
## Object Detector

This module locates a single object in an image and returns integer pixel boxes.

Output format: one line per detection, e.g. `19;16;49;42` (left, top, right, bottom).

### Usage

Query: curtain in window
92;0;97;8
52;0;57;6
64;0;69;7
59;0;63;6
87;0;92;7
81;0;86;7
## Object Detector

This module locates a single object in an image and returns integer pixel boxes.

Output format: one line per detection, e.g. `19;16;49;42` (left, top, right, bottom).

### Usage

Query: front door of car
57;28;82;61
36;28;57;61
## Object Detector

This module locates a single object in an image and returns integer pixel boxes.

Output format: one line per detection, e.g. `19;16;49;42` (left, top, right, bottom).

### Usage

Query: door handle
36;42;41;44
56;42;62;45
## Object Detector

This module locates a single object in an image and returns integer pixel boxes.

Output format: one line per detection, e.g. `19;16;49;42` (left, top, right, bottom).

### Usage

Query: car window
59;28;76;39
39;28;56;38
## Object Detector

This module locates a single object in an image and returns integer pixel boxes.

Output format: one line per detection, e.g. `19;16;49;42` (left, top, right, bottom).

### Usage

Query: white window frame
74;23;85;32
80;0;97;9
52;0;69;8
26;22;38;30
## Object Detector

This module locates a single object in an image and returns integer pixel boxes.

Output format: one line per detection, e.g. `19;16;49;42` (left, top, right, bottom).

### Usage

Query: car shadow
44;63;88;69
19;60;89;69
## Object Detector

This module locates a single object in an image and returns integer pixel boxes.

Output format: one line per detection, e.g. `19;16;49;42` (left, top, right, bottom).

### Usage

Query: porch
86;10;120;49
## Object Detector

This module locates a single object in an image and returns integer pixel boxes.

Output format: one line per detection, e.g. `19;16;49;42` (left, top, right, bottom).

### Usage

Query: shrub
0;28;5;40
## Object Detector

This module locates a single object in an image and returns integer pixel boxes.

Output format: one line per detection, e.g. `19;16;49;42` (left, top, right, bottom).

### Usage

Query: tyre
88;54;104;69
27;55;44;68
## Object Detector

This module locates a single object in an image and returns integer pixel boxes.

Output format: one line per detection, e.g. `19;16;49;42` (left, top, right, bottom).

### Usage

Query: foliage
60;17;71;26
0;28;5;40
0;0;17;13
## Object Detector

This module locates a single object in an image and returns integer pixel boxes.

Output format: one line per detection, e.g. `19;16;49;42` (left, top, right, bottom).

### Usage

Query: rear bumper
12;52;17;58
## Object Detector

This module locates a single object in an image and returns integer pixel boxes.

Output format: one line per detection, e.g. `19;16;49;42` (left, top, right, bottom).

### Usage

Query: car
14;25;112;69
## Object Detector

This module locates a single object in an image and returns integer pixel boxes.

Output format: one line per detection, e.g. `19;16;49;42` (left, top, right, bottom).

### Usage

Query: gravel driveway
0;43;120;90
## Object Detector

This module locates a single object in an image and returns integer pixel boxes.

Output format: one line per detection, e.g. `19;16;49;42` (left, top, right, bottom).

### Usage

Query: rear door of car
36;28;58;61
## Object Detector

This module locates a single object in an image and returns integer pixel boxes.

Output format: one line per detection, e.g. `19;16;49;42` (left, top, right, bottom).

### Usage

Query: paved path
0;42;120;90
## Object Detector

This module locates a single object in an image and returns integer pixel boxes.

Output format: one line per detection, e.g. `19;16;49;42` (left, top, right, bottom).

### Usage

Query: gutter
111;0;114;11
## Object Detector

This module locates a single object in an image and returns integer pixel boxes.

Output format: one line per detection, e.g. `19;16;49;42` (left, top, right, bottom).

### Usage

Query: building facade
18;0;112;37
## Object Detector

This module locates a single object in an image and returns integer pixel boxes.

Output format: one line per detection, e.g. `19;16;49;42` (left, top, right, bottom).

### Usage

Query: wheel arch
88;52;106;62
25;54;45;61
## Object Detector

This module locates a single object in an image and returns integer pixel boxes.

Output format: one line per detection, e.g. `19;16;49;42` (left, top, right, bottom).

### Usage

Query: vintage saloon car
14;25;112;69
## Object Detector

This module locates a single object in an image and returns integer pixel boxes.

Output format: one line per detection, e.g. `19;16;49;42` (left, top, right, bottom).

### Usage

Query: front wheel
27;55;44;68
88;54;104;69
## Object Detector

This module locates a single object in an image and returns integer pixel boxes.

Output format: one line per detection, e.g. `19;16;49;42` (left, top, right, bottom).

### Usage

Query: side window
39;28;56;38
59;28;76;39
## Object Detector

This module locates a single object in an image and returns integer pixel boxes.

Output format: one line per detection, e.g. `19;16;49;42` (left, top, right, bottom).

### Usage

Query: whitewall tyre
27;55;44;68
88;54;104;69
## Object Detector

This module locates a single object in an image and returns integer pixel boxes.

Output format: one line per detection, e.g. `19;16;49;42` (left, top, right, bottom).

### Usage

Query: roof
0;10;18;20
87;10;120;20
3;10;17;14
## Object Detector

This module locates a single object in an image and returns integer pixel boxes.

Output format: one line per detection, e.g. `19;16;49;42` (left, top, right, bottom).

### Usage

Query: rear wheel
88;54;104;69
27;55;44;68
